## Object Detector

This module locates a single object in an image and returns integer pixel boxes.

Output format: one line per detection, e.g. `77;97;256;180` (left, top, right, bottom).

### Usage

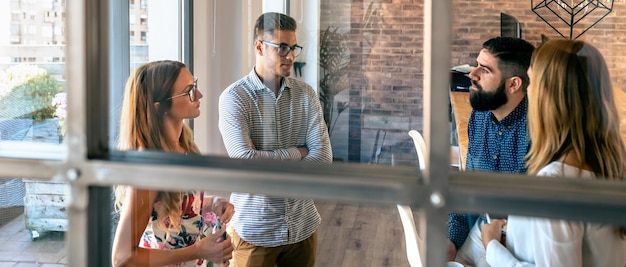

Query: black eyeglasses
168;77;198;102
261;40;303;57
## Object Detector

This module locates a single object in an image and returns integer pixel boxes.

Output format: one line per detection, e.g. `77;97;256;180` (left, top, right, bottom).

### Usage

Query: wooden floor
315;201;410;267
0;202;411;267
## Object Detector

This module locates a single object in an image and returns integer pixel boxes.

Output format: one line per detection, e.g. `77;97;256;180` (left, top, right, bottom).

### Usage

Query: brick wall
320;0;626;164
451;0;626;86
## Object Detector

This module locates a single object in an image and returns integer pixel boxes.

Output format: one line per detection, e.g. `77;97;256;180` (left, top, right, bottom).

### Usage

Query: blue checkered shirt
448;97;530;249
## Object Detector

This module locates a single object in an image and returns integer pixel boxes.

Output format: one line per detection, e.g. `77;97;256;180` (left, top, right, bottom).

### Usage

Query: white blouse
485;162;625;267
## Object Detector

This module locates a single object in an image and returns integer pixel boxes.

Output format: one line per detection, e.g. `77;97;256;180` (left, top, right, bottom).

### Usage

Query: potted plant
319;26;350;136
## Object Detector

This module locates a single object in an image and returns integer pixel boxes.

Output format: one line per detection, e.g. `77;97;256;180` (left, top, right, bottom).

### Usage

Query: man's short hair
254;12;297;41
482;37;535;91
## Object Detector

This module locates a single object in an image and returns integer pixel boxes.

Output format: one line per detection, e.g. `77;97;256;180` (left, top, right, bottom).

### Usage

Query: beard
469;79;508;111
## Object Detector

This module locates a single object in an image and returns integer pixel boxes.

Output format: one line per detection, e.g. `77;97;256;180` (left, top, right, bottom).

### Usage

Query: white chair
409;130;427;169
396;130;427;267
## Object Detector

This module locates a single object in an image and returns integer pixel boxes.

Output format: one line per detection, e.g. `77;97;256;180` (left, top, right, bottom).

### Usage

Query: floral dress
139;191;219;267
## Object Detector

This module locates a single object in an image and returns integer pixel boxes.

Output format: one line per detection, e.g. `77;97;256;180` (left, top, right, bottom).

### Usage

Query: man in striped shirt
218;12;332;267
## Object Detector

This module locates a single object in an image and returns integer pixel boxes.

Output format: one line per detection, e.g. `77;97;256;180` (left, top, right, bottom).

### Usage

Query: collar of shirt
490;96;528;126
249;67;292;94
466;96;529;173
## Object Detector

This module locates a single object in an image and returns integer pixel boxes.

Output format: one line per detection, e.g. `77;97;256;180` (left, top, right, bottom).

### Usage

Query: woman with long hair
480;40;626;266
112;60;234;267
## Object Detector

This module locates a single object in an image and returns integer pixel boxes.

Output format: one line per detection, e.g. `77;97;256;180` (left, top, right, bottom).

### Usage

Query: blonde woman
480;40;626;266
112;60;234;267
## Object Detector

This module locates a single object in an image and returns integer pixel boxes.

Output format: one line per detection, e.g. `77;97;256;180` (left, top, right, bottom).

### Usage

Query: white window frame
0;1;622;267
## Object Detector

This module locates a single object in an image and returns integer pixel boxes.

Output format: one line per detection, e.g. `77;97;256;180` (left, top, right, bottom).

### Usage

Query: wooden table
449;91;471;170
451;88;626;170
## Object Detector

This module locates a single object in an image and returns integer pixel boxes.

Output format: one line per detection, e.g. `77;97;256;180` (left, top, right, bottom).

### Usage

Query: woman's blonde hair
526;39;626;236
114;60;200;237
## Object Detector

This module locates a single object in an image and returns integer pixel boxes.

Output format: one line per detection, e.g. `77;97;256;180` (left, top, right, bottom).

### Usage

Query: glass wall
0;0;624;267
0;0;67;265
0;0;66;156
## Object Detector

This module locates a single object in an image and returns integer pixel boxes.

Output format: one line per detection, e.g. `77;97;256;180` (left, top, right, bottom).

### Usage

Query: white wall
289;0;320;93
148;1;180;60
261;1;320;92
243;0;263;73
262;0;287;13
194;0;249;155
193;0;320;155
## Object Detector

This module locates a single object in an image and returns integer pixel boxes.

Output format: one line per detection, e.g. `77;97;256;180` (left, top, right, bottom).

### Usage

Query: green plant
318;3;383;136
319;26;350;135
0;64;62;120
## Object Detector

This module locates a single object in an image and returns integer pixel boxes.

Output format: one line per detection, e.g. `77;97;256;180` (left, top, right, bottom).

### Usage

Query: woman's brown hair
526;40;626;237
114;60;200;238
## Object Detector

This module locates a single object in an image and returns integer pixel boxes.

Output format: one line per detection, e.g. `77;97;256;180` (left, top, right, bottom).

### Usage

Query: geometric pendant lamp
531;0;614;39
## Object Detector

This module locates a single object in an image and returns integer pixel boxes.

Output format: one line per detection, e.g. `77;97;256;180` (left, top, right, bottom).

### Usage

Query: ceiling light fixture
531;0;614;39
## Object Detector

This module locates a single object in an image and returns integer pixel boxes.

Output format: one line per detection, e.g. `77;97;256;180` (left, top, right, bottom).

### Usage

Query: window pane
0;178;67;265
129;1;148;67
0;0;68;262
95;0;626;265
314;201;412;266
109;189;413;266
0;0;65;159
129;2;178;70
446;0;626;265
195;1;434;169
450;1;626;172
318;1;425;166
449;211;625;267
